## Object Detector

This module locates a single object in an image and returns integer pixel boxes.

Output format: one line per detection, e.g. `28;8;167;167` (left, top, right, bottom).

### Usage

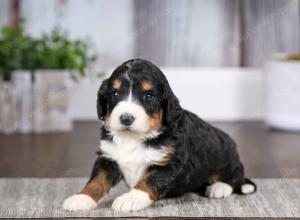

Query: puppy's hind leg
238;178;257;195
205;177;257;199
205;182;233;199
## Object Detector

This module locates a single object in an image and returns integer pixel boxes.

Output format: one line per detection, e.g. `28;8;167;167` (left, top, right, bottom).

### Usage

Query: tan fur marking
80;171;111;202
135;172;159;201
209;174;221;184
148;109;163;131
141;81;153;91
228;179;238;188
106;113;111;122
160;146;176;166
113;79;122;90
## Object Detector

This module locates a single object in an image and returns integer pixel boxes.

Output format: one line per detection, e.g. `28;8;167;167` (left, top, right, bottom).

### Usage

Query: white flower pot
12;70;33;133
264;61;300;131
0;82;19;134
33;70;73;133
0;75;3;132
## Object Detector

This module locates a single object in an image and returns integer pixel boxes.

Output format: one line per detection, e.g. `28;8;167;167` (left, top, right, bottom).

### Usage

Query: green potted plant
0;25;96;133
31;28;96;133
264;54;300;131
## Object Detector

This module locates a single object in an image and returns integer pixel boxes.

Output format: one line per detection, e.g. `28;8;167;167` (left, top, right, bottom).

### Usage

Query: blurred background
2;0;298;66
0;0;299;178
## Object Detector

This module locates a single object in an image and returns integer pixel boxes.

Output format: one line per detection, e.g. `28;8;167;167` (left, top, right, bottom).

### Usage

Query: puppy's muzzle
120;113;135;126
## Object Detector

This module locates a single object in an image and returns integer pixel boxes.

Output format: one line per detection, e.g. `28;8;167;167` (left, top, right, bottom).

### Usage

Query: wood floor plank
0;121;300;178
0;121;299;220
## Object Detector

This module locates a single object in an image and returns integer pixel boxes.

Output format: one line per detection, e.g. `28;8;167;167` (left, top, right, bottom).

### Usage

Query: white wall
21;0;134;67
70;68;263;121
0;0;10;28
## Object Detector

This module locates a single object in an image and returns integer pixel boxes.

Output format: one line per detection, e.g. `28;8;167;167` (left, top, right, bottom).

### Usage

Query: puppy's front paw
63;194;97;211
112;189;152;212
206;182;233;199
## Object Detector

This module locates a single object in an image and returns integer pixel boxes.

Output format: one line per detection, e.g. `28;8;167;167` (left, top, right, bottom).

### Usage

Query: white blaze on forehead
127;84;133;102
125;72;133;102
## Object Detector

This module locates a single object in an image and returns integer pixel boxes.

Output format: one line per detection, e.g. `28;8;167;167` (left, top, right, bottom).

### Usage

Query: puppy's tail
236;178;257;195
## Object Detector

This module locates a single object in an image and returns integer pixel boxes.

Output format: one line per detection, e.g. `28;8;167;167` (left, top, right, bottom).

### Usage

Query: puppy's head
97;59;182;137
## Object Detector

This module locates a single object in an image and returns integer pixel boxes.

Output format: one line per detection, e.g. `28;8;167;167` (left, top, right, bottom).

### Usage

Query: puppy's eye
143;92;154;101
111;90;119;98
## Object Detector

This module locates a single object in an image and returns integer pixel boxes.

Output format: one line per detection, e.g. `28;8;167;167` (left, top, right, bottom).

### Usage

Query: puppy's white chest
100;136;166;188
118;156;147;188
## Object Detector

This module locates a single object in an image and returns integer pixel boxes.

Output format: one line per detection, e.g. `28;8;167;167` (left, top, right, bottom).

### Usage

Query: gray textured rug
0;178;299;218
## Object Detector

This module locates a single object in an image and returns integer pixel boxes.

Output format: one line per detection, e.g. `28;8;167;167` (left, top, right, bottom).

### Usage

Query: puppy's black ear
97;79;109;120
163;86;182;126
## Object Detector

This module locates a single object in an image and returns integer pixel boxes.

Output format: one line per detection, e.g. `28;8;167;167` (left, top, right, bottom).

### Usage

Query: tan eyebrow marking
149;108;163;131
113;79;122;90
141;80;153;91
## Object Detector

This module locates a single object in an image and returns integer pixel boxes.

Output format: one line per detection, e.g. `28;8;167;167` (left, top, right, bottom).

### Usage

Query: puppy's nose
120;113;135;126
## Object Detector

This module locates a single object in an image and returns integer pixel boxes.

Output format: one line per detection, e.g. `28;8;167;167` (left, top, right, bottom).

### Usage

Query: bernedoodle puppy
63;59;256;212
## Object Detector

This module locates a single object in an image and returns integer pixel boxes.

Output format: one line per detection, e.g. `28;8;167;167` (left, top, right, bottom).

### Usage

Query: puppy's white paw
206;182;233;199
112;189;152;212
241;183;255;194
63;194;97;211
